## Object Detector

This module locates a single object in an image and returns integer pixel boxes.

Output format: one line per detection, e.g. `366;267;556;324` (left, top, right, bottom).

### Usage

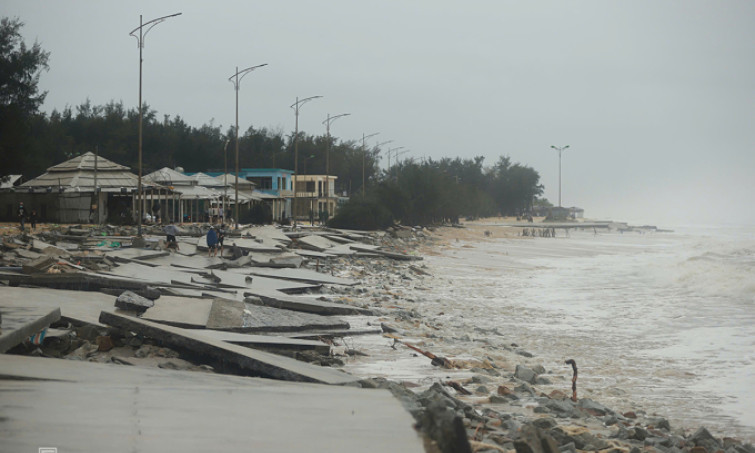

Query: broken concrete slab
0;302;61;352
0;286;133;327
99;310;357;385
295;249;335;259
238;303;351;333
350;244;423;261
21;255;57;274
245;290;373;316
206;298;245;330
13;248;43;260
296;234;342;251
0;354;423;453
247;267;357;286
115;290;154;312
142;296;214;329
195;329;330;353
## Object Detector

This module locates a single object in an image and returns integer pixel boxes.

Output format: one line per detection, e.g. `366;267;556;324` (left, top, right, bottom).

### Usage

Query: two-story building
292;174;338;222
208;168;294;222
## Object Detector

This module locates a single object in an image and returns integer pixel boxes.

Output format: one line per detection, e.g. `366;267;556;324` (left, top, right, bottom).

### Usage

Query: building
2;152;151;224
209;169;293;222
292;174;338;222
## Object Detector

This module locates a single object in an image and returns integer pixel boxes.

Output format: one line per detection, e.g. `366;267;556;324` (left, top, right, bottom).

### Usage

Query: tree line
2;17;547;228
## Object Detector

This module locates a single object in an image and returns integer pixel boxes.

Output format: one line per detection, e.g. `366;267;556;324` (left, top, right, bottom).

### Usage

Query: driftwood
387;334;454;369
565;359;578;401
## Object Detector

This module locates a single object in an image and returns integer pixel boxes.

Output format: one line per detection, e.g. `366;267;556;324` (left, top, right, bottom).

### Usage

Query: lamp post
386;146;404;169
290;96;322;226
222;139;229;224
229;64;267;230
550;145;570;207
129;12;181;237
361;132;380;196
322;113;350;217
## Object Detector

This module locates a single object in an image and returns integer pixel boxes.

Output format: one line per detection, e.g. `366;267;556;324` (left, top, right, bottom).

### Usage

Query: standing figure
163;224;180;251
30;209;37;232
217;224;226;257
206;226;218;257
18;201;26;232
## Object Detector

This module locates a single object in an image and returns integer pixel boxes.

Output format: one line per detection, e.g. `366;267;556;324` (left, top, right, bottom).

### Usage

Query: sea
343;223;755;441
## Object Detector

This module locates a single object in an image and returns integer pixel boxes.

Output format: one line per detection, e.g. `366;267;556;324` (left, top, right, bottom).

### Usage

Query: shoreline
1;219;752;451
334;219;755;450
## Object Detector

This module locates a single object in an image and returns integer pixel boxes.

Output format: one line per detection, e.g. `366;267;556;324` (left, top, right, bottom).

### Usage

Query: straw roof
20;152;144;191
144;167;196;185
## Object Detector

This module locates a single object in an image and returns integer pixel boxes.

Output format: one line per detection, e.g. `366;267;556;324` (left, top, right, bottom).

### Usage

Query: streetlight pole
290;96;322;226
386;146;404;170
550;145;570;207
129;12;181;237
229;64;267;230
322;113;350;217
361;132;379;196
222;139;229;225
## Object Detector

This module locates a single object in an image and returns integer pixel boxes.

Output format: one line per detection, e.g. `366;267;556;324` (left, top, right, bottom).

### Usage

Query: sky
5;0;755;226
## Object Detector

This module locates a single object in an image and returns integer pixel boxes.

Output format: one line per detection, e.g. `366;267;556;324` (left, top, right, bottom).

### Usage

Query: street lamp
361;132;380;196
129;12;181;236
222;139;229;224
550;145;570;207
229;63;267;230
322;113;350;216
386;146;404;169
290;95;322;226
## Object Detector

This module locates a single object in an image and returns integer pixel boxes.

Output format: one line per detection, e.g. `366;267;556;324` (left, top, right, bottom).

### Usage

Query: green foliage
328;196;393;230
0;17;50;174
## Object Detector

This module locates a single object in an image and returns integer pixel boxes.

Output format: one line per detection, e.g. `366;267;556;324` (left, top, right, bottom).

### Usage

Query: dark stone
417;400;473;453
690;427;721;453
514;423;559;453
577;398;613;417
515;365;538;384
559;442;578;453
533;417;557;430
115;290;154;312
544;400;577;418
649;417;672;431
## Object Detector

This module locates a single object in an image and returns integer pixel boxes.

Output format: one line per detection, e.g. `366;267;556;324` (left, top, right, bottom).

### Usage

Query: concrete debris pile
0;222;433;452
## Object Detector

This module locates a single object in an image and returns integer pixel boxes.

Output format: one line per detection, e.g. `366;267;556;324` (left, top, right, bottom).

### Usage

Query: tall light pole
129;12;181;236
361;132;380;196
229;64;267;230
222;139;229;224
386;146;404;170
550;145;570;207
322;113;350;216
290;96;322;225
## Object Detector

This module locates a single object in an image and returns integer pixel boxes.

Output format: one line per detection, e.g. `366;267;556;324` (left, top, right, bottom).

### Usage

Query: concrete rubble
2;222;752;453
0;222;429;451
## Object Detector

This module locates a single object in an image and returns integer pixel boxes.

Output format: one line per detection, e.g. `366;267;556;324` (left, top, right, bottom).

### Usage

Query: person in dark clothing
30;209;37;231
217;224;226;257
163;224;180;251
206;226;218;257
18;202;25;232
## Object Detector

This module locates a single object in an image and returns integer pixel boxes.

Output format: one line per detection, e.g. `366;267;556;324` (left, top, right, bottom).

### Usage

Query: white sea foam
346;225;755;441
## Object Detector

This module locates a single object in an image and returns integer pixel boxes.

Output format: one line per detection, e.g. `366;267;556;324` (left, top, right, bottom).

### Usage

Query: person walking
17;201;26;232
163;224;180;251
30;209;37;232
206;226;218;257
217;224;226;257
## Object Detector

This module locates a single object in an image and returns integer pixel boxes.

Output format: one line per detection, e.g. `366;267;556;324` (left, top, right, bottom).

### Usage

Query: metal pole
94;145;98;224
290;95;322;226
235;67;239;229
550;145;569;207
222;139;229;224
322;113;349;217
137;14;143;235
228;63;267;230
360;132;379;196
129;12;181;236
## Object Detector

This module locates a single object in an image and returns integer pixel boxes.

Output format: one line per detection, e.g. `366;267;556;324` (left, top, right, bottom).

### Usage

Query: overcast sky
5;1;754;226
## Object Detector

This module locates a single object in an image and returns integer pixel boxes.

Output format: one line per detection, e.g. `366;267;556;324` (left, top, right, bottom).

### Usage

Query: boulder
115;290;155;312
690;427;722;453
514;423;559;453
515;365;538;384
417;399;472;453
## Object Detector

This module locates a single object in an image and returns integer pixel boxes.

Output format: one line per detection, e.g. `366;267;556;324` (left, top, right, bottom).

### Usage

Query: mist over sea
417;224;754;440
